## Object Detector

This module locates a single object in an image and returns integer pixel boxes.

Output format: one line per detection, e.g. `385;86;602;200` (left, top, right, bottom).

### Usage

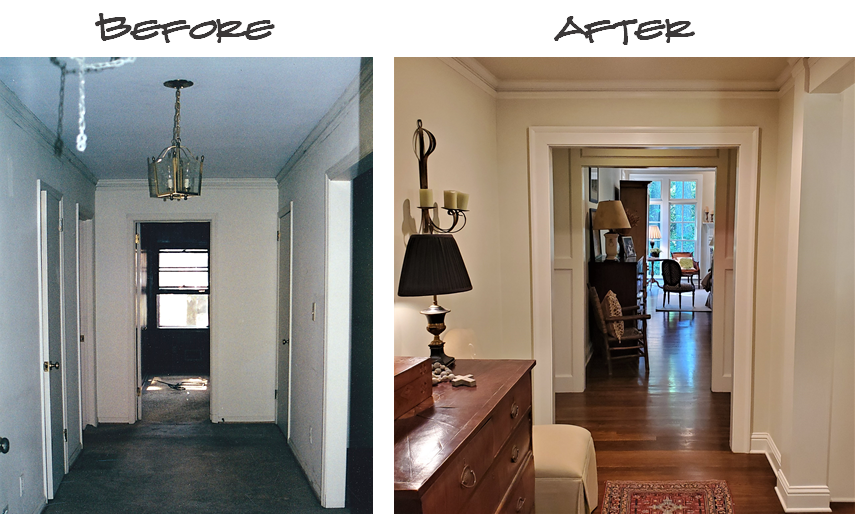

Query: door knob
0;437;9;454
43;361;60;372
282;339;289;345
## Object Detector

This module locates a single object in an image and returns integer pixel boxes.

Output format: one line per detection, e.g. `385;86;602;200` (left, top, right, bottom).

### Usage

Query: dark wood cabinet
589;256;645;307
394;359;536;514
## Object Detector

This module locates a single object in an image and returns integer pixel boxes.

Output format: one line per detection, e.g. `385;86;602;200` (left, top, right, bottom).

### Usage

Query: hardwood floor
556;288;854;513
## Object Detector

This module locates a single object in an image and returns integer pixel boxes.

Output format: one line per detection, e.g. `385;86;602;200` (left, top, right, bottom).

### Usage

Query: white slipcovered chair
533;424;598;514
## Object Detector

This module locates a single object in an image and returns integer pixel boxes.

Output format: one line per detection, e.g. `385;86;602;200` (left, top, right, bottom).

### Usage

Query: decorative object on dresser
587;286;650;375
532;424;598;514
618;180;651;261
592;200;630;261
619;235;636;259
394;359;536;514
394;357;434;419
399;120;474;367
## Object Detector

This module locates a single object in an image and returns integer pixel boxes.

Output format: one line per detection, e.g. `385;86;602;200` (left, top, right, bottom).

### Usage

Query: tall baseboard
751;432;833;513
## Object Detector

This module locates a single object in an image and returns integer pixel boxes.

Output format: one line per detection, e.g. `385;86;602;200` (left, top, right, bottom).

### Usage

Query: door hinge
63;429;67;442
80;334;85;343
274;389;278;399
277;230;280;241
135;233;140;245
137;387;142;397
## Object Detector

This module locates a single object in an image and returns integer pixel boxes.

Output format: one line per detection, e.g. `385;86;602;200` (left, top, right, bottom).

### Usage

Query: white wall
276;65;365;507
393;57;502;360
0;82;95;514
94;180;279;423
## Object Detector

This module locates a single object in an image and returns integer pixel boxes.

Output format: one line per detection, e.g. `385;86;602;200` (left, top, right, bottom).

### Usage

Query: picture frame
589;208;601;259
589;168;599;203
620;235;636;259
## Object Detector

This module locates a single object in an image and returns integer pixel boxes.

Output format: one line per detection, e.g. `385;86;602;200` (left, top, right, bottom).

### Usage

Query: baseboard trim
750;432;782;475
776;470;832;512
752;432;834;512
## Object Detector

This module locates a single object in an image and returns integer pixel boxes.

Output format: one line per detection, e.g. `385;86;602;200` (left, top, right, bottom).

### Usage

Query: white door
276;210;292;437
134;223;146;420
40;185;65;497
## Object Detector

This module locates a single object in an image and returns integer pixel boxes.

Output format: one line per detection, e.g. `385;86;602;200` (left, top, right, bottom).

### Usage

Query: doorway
528;126;760;453
137;222;211;423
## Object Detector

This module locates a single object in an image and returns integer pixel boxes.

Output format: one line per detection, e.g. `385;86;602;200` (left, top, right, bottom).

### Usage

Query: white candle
419;188;433;207
456;192;470;210
184;178;190;189
443;190;458;209
167;177;173;189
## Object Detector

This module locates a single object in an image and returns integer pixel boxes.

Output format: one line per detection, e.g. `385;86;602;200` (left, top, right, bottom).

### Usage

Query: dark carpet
44;422;345;513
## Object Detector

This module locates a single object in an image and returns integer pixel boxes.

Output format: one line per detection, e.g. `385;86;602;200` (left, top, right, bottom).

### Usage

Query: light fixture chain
173;88;181;146
67;57;137;152
75;57;87;151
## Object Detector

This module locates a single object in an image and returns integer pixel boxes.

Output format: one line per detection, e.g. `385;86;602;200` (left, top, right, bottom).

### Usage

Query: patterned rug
602;480;734;514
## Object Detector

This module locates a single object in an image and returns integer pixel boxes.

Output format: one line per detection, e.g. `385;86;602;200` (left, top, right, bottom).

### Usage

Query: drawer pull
460;465;477;488
511;445;520;463
510;402;520;419
516;497;526;512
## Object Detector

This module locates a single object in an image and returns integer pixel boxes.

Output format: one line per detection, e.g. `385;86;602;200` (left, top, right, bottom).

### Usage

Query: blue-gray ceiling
0;57;361;180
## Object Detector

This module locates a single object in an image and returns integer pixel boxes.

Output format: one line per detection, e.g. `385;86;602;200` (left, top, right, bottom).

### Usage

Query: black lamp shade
398;234;472;297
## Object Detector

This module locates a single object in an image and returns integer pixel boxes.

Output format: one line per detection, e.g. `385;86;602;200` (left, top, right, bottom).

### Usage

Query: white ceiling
0;57;362;180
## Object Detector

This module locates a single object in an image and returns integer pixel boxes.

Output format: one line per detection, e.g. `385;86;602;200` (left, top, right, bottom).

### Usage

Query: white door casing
529;126;759;453
277;207;293;438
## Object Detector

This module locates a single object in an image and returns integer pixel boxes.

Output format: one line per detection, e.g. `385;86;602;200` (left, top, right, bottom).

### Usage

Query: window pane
648;181;661;200
670;222;682;240
685;181;697;199
670;204;682;222
684;204;696;222
682;241;696;254
669;240;679;254
159;252;208;268
649;204;661;222
653;261;661;276
158;294;209;328
684;222;696;240
670;181;683;199
159;271;209;289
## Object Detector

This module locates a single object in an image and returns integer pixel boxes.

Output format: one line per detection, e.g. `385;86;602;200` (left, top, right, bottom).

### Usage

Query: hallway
43;422;346;514
557;287;854;513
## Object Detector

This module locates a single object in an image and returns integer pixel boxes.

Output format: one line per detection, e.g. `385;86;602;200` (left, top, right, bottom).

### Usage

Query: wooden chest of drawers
394;359;536;514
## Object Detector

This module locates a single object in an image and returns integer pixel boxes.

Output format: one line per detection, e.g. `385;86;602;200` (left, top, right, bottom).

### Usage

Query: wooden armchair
588;286;650;375
671;251;700;286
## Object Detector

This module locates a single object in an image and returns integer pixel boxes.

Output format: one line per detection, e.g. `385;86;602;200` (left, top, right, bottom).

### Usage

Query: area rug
602;480;734;514
656;305;711;313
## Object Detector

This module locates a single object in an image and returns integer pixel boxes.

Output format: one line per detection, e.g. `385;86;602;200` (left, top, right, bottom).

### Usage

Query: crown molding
96;178;278;191
276;63;367;184
439;58;499;97
445;57;802;98
498;90;779;100
0;79;97;185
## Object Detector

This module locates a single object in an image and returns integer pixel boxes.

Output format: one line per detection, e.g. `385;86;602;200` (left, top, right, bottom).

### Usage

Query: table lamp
398;233;472;366
648;224;662;255
593;200;631;260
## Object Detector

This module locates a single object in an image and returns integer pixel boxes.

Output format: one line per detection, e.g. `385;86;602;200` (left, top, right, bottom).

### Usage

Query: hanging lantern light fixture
148;79;204;201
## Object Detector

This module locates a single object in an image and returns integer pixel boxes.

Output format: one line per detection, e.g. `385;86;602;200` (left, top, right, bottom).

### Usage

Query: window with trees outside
633;174;702;277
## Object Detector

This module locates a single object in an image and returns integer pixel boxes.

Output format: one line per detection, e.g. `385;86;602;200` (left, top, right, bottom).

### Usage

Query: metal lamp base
421;299;455;368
